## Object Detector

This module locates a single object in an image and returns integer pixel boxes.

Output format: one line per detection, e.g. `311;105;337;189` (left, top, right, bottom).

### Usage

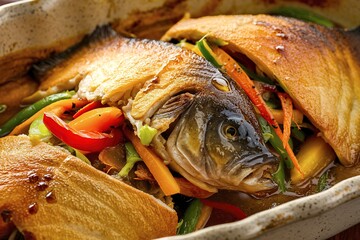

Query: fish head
166;73;278;193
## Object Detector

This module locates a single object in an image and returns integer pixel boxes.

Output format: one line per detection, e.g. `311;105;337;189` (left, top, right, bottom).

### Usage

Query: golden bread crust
0;135;177;239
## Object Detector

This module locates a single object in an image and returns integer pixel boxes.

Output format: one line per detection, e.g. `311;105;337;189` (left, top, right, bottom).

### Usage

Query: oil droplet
253;20;270;27
43;173;53;181
275;45;285;52
1;209;12;223
28;202;38;214
28;172;39;183
36;182;48;191
211;77;230;92
45;191;57;204
276;32;288;39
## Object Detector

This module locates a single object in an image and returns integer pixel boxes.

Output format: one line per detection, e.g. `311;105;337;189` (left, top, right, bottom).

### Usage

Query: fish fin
30;25;118;80
151;92;194;133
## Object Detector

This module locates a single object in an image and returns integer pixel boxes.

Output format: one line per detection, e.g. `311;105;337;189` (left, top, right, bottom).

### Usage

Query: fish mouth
235;163;278;193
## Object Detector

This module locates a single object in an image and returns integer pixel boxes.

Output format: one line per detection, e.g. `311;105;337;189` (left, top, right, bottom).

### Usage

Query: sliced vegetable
200;199;247;220
118;142;142;177
270;7;335;28
63;145;91;165
73;101;103;118
138;124;158;146
98;144;125;171
10;98;88;136
69;107;124;132
317;171;329;192
28;114;53;143
0;91;75;137
270;108;303;125
291;126;306;142
123;127;180;196
177;199;203;235
196;38;302;175
43;112;123;152
239;63;274;85
176;178;214;199
291;135;336;184
196;37;222;68
177;40;202;56
74;149;91;165
259;116;293;169
272;159;286;192
277;92;293;148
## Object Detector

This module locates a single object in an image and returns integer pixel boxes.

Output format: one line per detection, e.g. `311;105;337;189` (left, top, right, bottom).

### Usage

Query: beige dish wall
0;0;359;239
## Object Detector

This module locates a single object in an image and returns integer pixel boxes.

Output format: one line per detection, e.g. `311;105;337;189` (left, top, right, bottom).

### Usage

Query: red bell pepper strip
69;107;124;132
175;178;214;199
73;101;103;118
200;199;247;220
43;112;123;152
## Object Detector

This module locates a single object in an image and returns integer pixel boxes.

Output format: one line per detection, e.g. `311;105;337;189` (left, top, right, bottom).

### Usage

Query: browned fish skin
162;14;360;167
28;27;277;193
0;135;177;240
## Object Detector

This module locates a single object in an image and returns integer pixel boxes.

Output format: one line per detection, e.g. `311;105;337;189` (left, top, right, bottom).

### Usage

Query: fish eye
223;124;239;141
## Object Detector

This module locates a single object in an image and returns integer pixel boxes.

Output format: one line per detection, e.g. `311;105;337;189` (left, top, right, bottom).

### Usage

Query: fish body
162;15;360;167
31;27;276;193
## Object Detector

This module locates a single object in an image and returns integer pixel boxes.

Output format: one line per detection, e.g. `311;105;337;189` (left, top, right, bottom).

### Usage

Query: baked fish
28;26;276;193
0;135;177;240
162;14;360;167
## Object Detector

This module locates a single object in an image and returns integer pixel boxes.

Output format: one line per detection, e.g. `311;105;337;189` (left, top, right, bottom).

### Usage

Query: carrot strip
123;127;180;196
277;92;293;148
9;99;88;135
212;47;279;129
212;46;303;176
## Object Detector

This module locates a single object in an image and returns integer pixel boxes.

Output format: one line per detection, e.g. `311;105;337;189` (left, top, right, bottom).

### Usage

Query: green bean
0;91;75;137
259;116;294;192
258;116;293;169
177;199;203;235
273;159;286;193
291;126;306;142
239;63;274;85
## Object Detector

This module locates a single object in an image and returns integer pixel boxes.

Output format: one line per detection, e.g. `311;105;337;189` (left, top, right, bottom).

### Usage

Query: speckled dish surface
0;0;359;239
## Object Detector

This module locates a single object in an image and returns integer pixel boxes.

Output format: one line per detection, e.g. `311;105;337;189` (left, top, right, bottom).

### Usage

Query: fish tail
30;25;118;80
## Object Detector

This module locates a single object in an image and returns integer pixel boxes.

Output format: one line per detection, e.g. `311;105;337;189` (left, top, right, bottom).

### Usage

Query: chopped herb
118;142;142;177
138;124;158;146
317;171;329;192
